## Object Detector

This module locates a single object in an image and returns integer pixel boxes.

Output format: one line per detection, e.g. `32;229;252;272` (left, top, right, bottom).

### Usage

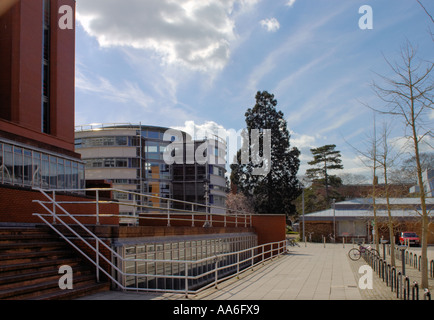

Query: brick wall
140;213;287;246
0;185;119;225
300;221;334;242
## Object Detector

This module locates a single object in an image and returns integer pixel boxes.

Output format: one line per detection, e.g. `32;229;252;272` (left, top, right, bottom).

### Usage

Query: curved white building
75;124;227;224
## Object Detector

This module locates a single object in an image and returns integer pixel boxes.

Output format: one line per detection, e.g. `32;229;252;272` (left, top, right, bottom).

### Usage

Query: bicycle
348;244;379;261
288;239;300;247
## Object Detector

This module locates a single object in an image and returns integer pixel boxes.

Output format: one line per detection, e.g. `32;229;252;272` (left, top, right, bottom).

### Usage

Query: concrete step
0;226;110;300
0;274;103;300
0;264;92;290
0;241;69;254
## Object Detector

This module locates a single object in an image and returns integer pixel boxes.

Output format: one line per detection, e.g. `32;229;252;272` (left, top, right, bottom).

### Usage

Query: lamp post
302;187;305;244
204;179;210;227
332;198;336;243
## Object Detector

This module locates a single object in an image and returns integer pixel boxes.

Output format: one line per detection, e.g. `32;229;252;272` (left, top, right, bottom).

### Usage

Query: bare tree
376;124;402;267
349;120;400;261
370;41;433;288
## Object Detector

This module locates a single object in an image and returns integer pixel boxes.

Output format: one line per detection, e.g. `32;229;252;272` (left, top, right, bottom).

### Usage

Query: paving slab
79;243;381;300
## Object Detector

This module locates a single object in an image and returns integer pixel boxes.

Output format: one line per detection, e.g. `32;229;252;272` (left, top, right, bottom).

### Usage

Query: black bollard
401;248;406;276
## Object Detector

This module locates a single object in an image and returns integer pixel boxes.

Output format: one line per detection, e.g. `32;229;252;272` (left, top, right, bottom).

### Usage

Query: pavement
78;242;432;301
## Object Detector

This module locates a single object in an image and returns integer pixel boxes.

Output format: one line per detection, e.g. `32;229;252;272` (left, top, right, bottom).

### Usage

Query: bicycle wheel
348;248;361;261
369;249;380;257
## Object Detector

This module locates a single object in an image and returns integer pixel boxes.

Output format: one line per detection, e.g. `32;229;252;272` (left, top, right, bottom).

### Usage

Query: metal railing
362;249;431;300
33;187;253;228
32;188;287;297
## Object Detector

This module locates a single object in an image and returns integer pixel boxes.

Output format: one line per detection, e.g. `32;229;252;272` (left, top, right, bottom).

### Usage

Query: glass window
23;150;32;186
57;159;65;189
148;131;160;139
3;145;13;183
116;136;128;146
146;141;158;153
32;152;41;187
13;147;23;185
65;160;71;189
212;166;225;177
49;156;57;188
116;159;128;167
41;154;49;188
78;163;85;189
104;158;115;167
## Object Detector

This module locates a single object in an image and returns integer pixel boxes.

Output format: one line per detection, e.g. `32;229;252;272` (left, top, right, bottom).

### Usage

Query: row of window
0;142;85;190
75;136;139;149
85;158;139;169
75;136;171;151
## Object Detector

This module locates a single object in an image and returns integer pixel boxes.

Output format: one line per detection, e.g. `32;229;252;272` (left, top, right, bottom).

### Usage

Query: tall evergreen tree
230;91;301;215
306;144;344;203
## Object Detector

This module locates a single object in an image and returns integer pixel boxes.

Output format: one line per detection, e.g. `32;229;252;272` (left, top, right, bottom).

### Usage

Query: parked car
396;231;420;247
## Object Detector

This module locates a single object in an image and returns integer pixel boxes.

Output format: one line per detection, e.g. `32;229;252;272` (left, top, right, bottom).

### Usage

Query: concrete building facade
75;124;228;224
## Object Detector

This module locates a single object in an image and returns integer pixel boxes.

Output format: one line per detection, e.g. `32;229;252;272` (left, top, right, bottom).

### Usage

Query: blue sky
74;0;434;179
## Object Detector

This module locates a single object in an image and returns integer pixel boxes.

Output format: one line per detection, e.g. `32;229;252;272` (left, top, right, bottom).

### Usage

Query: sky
73;0;434;180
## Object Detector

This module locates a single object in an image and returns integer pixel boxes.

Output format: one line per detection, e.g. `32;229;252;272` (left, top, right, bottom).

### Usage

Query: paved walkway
79;242;414;301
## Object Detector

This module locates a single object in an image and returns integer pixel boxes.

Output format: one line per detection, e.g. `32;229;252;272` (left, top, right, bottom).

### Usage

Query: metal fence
32;188;288;297
33;187;253;227
362;248;432;300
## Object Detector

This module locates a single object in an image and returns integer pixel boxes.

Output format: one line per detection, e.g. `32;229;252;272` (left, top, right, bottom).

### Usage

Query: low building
300;198;434;244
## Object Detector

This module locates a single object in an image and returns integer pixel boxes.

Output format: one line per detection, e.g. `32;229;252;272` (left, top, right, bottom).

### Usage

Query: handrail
32;189;288;296
35;187;254;227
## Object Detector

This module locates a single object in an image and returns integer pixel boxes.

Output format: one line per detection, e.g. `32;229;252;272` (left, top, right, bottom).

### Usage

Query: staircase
0;225;110;300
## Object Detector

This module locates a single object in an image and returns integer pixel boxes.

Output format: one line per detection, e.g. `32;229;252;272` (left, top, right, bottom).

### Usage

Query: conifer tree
230;91;301;215
306;144;344;203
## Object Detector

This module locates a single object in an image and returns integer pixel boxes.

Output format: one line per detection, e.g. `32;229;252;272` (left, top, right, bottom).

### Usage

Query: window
49;156;57;188
41;154;49;188
41;0;51;134
3;145;13;184
32;152;41;187
13;147;23;185
147;131;160;139
212;166;225;177
57;159;65;189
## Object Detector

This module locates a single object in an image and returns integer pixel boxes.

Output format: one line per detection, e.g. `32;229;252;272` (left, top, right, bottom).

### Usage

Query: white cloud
286;0;296;7
75;0;258;72
259;18;280;32
75;70;153;109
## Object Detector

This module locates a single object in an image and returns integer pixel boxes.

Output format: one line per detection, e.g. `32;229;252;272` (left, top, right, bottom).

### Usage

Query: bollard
403;276;410;300
391;267;396;292
430;260;434;278
424;288;431;300
397;272;402;299
401;248;406;276
412;281;419;300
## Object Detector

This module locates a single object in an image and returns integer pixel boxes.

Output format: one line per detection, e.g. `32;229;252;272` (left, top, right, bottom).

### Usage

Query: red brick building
0;0;84;193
